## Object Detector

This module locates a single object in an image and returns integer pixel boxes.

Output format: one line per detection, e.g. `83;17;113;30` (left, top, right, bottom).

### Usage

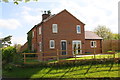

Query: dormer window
52;24;58;33
76;25;81;34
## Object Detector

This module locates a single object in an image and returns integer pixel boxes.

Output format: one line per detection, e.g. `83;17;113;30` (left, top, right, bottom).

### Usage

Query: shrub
13;53;23;64
2;46;16;64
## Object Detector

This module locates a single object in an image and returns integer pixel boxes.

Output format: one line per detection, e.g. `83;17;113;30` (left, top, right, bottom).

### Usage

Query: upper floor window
50;40;55;49
32;44;34;51
39;27;41;35
76;25;81;34
32;31;34;38
52;24;58;33
91;41;97;48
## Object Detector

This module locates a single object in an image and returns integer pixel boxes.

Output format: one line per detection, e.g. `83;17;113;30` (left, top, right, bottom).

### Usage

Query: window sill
91;47;97;48
50;48;55;49
77;32;81;34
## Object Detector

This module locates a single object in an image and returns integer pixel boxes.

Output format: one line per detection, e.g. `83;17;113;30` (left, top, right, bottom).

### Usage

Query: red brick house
26;9;102;59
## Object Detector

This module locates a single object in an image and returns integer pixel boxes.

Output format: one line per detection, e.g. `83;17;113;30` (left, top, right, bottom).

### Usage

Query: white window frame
50;40;55;49
39;27;41;35
39;42;42;51
52;24;58;33
90;41;97;48
76;25;81;34
32;31;34;38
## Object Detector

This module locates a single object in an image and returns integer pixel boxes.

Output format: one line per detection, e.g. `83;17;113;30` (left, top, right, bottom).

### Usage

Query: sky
0;0;119;45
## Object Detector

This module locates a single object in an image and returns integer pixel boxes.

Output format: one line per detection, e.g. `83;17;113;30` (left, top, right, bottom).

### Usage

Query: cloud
0;19;21;30
11;36;27;45
0;32;2;37
21;6;42;26
50;0;118;33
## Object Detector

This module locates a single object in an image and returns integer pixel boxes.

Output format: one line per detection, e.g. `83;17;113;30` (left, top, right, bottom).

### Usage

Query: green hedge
2;46;16;63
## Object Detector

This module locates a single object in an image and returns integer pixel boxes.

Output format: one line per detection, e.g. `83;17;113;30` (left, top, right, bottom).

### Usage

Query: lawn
3;62;119;78
22;53;120;64
66;53;120;60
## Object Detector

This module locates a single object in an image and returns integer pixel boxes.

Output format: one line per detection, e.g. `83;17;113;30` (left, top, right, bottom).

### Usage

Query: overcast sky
0;0;119;45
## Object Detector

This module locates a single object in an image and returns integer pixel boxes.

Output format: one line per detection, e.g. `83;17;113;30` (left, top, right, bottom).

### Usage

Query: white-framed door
61;40;67;55
72;40;82;55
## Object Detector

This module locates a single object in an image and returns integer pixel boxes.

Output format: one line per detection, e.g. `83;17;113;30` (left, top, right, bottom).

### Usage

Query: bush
2;46;16;64
13;53;23;64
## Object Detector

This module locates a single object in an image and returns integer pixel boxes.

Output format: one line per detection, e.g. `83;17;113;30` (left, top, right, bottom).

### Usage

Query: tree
1;35;12;47
94;25;113;40
112;33;120;40
13;44;22;53
1;0;38;5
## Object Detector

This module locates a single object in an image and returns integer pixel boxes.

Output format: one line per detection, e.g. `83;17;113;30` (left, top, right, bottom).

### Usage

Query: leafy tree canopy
94;25;113;40
1;35;12;47
1;0;38;5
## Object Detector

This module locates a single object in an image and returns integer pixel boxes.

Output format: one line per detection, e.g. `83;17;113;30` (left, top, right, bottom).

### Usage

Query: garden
2;46;120;79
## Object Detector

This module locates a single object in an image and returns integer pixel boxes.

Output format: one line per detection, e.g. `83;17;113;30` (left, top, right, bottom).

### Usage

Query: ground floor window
72;40;82;55
32;44;34;51
50;40;55;49
39;42;42;51
90;41;97;48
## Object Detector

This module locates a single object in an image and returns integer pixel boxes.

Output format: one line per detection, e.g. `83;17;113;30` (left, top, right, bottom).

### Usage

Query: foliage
3;63;16;71
13;53;23;64
94;25;113;40
2;46;16;64
1;0;38;5
112;33;120;40
13;44;22;53
1;35;12;47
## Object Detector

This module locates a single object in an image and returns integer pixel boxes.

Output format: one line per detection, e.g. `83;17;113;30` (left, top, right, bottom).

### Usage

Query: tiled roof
85;31;103;40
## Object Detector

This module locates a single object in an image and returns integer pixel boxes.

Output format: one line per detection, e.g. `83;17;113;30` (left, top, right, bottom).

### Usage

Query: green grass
66;53;119;60
3;62;119;78
22;53;120;64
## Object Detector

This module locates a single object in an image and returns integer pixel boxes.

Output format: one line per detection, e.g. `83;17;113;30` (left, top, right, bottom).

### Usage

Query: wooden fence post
24;53;26;64
93;47;96;59
75;49;76;61
57;49;59;62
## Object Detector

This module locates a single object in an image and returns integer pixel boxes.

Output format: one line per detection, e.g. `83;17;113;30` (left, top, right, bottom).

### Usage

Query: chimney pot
42;10;50;21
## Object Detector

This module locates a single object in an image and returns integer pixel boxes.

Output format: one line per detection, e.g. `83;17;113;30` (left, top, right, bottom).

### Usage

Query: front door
61;40;67;55
72;40;82;55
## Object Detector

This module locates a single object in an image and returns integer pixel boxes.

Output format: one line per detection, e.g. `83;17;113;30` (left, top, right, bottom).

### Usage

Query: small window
32;31;34;38
52;24;58;33
39;42;42;51
91;41;97;48
50;40;55;49
39;27;41;35
32;44;34;51
76;25;81;34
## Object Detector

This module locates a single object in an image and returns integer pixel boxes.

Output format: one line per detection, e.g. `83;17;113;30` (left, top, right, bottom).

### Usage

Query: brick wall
42;10;85;56
84;39;102;54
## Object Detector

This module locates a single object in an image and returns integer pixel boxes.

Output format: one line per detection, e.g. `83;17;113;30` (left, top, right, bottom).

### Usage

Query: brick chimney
42;11;50;21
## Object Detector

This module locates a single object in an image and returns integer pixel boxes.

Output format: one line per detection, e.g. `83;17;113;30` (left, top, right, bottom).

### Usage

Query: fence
22;48;116;64
102;40;120;52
